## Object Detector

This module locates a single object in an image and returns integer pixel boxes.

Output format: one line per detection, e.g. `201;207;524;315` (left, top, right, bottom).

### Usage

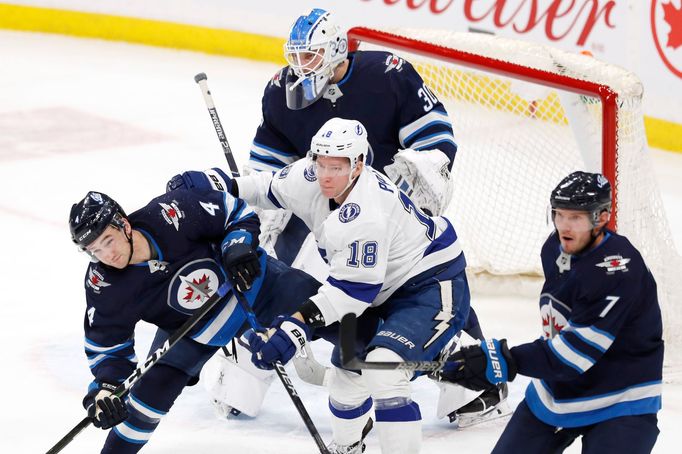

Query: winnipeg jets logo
385;54;404;72
539;301;568;339
160;201;184;231
180;272;216;310
87;268;110;294
596;255;630;273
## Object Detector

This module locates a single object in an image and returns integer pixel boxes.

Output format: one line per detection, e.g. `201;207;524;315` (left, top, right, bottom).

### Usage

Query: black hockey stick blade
339;313;447;372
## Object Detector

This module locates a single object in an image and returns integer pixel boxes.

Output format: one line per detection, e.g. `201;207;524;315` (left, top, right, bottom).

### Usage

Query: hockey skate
450;383;511;428
326;418;373;454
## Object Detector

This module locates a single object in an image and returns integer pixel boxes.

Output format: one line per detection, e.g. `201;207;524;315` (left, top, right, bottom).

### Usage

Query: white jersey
237;159;465;325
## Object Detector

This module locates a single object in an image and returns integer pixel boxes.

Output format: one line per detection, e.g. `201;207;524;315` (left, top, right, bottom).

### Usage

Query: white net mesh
352;28;682;375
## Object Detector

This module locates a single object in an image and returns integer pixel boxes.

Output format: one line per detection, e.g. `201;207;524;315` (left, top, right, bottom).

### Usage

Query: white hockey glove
384;148;453;216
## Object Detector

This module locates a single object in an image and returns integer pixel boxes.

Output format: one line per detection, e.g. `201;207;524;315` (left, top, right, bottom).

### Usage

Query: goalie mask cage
348;27;682;376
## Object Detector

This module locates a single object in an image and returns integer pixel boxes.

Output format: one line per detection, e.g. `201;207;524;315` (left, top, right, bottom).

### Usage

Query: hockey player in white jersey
235;118;470;453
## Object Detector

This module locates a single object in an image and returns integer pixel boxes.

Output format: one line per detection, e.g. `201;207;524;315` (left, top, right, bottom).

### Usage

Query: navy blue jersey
82;189;260;386
249;50;457;173
510;230;663;428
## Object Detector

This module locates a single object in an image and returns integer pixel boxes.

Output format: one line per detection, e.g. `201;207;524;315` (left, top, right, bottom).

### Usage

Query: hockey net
348;27;682;376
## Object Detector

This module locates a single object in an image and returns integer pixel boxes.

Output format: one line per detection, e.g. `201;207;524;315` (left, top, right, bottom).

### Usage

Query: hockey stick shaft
339;313;446;372
194;72;329;454
46;282;231;454
194;72;240;178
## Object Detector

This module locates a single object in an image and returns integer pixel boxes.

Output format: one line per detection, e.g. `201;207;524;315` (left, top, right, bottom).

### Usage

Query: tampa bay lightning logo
167;259;225;315
304;164;317;182
278;163;293;179
339;203;361;223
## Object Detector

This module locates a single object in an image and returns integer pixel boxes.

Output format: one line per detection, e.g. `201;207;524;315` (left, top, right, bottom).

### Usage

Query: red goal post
348;27;682;371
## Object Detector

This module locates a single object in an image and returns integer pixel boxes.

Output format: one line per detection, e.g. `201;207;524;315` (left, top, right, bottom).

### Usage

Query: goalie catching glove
247;315;311;370
435;339;518;391
83;382;128;430
384;148;453;216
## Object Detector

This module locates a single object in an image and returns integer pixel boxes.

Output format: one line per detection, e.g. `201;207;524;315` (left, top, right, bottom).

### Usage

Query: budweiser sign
361;0;617;46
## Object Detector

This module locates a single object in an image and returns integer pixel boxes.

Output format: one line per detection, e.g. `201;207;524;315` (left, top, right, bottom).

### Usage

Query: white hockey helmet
310;118;368;170
284;8;348;110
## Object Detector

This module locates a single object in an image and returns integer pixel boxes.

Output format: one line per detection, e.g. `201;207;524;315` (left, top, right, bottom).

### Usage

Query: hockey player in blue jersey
210;118;471;453
68;188;321;453
435;171;663;453
180;6;504;425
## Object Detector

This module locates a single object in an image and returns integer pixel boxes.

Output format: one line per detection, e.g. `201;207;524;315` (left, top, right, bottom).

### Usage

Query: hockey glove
84;382;128;430
222;233;261;292
247;316;311;370
166;168;234;194
438;339;517;391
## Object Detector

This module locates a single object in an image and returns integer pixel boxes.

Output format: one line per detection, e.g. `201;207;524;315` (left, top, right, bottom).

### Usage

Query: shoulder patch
270;68;285;88
595;255;631;274
339;203;361;223
279;163;293;179
160;201;184;230
87;267;111;294
384;54;405;73
304;164;317;182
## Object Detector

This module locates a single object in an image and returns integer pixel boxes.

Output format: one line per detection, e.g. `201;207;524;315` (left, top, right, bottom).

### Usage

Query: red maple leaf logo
184;274;209;302
663;1;682;49
542;315;565;337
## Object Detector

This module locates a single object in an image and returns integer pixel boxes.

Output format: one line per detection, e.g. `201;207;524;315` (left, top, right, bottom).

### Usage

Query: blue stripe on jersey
128;394;167;420
375;401;422;422
138;229;163;261
249;151;289;169
526;379;662;428
252;141;298;158
267;183;285;209
424;217;457;257
337;55;355;86
84;338;133;354
399;109;452;146
409;132;457;151
567;322;614;352
547;335;595;373
327;276;382;304
113;421;153;444
329;397;373;419
402;121;452;146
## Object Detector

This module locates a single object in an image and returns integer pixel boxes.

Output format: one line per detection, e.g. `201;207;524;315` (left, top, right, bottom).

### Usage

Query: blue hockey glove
246;316;311;370
221;231;260;292
166;168;233;194
437;339;517;391
84;382;128;430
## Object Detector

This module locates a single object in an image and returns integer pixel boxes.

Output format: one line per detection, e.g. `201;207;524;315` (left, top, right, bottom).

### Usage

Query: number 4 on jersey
200;201;221;216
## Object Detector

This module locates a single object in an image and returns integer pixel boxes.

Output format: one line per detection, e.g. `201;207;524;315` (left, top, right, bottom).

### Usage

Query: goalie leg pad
200;339;275;418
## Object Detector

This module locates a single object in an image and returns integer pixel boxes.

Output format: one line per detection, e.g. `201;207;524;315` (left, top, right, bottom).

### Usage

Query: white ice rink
1;30;681;453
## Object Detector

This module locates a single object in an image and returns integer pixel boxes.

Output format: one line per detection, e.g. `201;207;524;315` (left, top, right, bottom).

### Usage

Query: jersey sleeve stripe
327;276;382;304
548;334;596;373
128;394;167;419
190;295;240;345
266;183;285;209
113;421;154;444
248;151;292;169
84;338;133;354
251;141;298;157
567;323;613;353
409;132;457;151
398;109;452;146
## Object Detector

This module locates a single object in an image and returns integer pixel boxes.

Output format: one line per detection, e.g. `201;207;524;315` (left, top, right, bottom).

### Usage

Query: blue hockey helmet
284;8;348;110
550;171;611;226
69;191;127;250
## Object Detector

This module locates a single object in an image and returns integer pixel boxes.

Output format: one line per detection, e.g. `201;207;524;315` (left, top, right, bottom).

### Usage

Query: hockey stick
194;72;240;178
46;282;232;454
195;73;329;454
339;313;447;372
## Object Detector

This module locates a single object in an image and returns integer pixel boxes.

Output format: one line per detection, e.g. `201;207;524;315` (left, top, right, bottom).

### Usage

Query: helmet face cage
284;8;348;110
550;171;612;228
